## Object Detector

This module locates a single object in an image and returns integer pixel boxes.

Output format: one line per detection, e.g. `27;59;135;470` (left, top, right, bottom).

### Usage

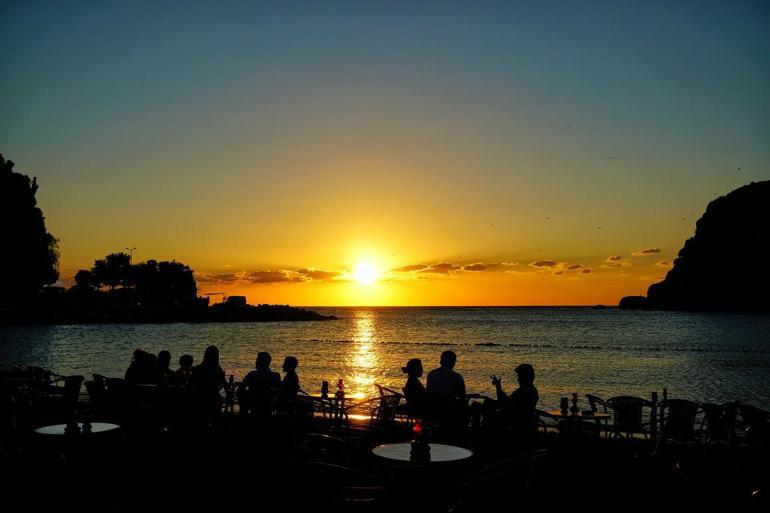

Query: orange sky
5;2;768;306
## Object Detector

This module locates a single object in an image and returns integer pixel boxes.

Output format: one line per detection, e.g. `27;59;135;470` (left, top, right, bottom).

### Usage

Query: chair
292;461;384;511
739;404;770;447
656;399;700;449
605;396;653;439
292;433;364;468
586;393;610;436
369;393;402;429
700;401;738;447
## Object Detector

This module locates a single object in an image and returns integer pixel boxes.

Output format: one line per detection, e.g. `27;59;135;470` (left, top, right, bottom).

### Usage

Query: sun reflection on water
347;310;379;398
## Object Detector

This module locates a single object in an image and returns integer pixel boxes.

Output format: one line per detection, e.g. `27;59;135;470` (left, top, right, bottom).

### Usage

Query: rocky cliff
620;181;770;311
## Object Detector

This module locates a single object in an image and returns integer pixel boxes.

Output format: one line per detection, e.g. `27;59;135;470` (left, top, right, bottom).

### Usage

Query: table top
34;422;120;435
372;442;473;463
542;409;612;419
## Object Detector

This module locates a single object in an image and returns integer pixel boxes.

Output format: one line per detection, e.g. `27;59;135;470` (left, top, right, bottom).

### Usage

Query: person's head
515;363;535;386
179;354;193;369
255;351;272;370
158;350;171;369
202;345;219;367
439;350;457;369
282;356;298;373
401;358;423;378
132;349;145;362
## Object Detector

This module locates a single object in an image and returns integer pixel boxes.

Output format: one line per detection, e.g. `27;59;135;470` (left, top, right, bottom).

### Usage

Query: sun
353;262;379;286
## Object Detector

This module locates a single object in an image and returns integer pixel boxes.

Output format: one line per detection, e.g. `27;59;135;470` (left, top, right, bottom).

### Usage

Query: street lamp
125;247;136;263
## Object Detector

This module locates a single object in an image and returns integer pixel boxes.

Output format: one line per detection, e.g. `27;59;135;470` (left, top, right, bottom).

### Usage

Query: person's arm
491;375;507;402
458;375;466;400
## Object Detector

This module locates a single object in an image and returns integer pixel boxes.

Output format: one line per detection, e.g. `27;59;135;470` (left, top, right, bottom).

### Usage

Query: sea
2;307;769;409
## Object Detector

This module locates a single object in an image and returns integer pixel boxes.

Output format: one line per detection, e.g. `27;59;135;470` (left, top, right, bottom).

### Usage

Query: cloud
632;248;662;256
392;264;429;272
554;270;565;276
580;268;592;274
602;255;631;268
246;271;303;284
419;262;462;275
296;268;343;281
567;264;582;270
463;263;488;272
196;266;344;286
529;260;560;268
195;272;240;283
655;260;673;268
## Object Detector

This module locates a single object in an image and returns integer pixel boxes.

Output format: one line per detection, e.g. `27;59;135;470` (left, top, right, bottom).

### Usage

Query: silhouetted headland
620;180;770;311
0;154;332;324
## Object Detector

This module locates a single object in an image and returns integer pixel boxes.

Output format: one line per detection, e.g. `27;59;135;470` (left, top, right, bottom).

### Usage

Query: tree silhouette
74;269;97;290
92;252;131;290
0;154;59;302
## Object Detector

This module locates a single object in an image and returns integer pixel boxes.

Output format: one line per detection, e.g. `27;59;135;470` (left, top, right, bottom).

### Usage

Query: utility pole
125;247;136;264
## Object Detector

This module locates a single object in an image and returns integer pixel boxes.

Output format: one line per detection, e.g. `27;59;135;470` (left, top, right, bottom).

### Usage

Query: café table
34;422;120;436
541;409;612;420
372;442;473;463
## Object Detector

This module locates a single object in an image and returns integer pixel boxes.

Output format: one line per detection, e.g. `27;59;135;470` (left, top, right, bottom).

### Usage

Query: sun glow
353;262;379;286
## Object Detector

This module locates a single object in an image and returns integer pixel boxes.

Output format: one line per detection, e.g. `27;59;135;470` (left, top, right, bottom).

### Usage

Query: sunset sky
2;1;769;305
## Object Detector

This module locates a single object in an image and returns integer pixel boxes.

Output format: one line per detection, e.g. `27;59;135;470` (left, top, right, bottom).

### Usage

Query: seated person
281;356;300;398
426;350;466;400
402;358;427;419
237;352;281;416
175;354;194;386
426;350;467;430
157;350;177;385
489;363;539;437
192;345;226;418
125;349;159;385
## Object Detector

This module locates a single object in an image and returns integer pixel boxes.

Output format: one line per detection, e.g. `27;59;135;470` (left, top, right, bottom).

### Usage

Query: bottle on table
570;392;580;415
336;379;345;399
321;380;329;398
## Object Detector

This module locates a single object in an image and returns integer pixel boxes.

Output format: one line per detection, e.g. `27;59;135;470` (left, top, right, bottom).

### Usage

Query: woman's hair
202;345;219;367
283;356;298;370
401;358;422;374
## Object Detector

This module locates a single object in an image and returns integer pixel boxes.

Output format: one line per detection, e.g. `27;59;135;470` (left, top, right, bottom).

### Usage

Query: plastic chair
293;461;384;511
605;395;653;439
740;404;770;447
700;401;738;447
293;433;364;467
656;399;700;449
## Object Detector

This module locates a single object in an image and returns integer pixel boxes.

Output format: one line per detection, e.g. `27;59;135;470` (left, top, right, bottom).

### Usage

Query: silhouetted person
426;350;466;399
238;351;280;416
426;350;467;434
125;349;159;385
176;354;194;386
157;350;177;385
281;356;300;397
490;363;539;440
402;358;427;419
192;345;225;419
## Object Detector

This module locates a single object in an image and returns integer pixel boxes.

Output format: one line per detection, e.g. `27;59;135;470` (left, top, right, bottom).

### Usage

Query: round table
34;422;120;436
372;442;473;463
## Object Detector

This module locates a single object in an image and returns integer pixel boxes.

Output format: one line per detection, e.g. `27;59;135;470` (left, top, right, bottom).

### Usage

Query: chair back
606;396;652;436
586;394;607;413
658;399;700;442
701;401;738;446
370;393;402;427
293;462;384;508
